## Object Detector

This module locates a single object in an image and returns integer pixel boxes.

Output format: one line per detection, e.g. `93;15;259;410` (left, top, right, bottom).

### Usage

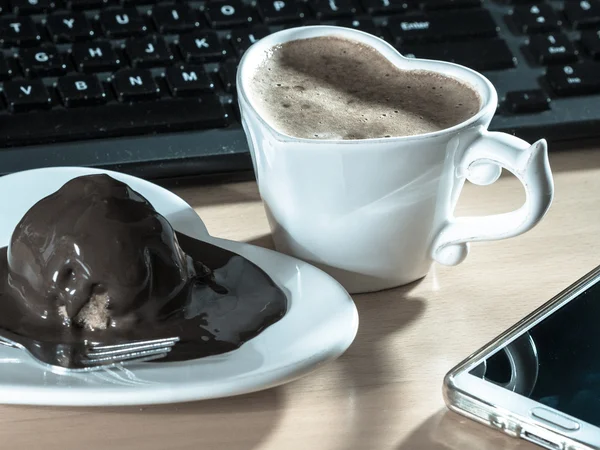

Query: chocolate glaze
0;175;287;362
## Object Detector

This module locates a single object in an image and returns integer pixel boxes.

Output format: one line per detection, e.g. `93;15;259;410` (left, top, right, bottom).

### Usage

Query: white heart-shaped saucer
0;167;358;406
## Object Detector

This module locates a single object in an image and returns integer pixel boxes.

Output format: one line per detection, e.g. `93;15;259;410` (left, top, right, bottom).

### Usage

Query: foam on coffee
248;36;482;140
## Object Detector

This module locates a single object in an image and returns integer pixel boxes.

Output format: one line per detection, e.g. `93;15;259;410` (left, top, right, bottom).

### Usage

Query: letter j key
126;36;174;68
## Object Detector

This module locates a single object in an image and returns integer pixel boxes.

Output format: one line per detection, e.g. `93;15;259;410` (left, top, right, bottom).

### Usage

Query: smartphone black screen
471;280;600;427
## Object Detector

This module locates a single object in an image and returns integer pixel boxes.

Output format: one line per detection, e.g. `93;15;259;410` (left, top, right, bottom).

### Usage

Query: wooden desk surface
2;149;599;450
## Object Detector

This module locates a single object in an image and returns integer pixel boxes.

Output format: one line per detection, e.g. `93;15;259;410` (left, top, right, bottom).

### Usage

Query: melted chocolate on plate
0;175;287;362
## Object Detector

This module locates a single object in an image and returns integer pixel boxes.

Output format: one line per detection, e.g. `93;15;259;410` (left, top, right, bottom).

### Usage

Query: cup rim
237;25;498;145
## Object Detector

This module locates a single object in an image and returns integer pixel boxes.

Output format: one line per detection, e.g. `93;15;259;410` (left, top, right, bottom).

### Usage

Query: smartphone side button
530;407;580;431
490;416;506;429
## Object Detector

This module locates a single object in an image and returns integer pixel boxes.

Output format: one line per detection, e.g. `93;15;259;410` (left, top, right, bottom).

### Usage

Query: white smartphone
444;265;600;450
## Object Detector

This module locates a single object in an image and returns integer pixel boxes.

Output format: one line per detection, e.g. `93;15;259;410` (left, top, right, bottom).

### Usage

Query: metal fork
0;328;179;373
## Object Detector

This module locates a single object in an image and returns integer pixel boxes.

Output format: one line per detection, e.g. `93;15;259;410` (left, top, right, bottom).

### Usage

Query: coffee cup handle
431;130;554;266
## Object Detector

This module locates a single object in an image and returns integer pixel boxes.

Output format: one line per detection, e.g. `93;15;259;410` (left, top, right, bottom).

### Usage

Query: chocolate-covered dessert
0;175;287;361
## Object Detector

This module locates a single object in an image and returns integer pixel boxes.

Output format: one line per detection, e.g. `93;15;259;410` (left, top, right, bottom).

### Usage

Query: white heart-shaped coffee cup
237;26;554;294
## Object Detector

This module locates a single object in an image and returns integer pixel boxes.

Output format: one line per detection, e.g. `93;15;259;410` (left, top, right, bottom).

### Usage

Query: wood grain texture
2;149;599;450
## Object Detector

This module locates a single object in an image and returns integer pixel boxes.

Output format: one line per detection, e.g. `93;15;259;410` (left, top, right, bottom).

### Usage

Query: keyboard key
401;38;515;71
389;10;498;43
57;74;106;107
203;0;253;28
335;17;385;39
360;0;411;15
113;68;160;101
0;18;42;47
582;30;600;59
20;45;67;76
310;0;359;19
219;60;237;92
0;54;14;80
421;0;482;10
3;79;52;112
505;89;550;113
72;41;121;72
67;0;108;9
564;0;600;29
335;16;374;28
1;97;228;146
47;13;95;42
528;33;578;65
151;4;200;34
121;0;154;5
510;4;561;34
546;62;600;96
166;65;214;96
126;36;174;68
99;8;147;38
230;26;269;56
179;31;227;63
259;0;304;24
11;0;56;15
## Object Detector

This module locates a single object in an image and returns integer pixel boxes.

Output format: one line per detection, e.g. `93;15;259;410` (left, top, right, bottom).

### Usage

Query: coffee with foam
247;36;482;140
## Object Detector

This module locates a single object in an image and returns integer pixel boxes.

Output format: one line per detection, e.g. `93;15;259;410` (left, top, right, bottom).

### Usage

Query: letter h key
72;41;121;72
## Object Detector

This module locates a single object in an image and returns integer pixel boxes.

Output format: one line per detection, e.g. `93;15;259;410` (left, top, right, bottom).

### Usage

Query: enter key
546;62;600;96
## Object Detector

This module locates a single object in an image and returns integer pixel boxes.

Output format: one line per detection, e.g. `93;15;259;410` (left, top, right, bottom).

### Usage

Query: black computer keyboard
0;0;599;180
